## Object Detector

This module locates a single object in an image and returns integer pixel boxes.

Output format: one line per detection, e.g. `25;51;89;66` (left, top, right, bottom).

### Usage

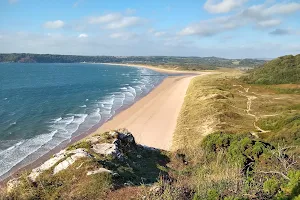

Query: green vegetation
0;53;266;70
154;69;300;199
245;54;300;84
258;113;300;146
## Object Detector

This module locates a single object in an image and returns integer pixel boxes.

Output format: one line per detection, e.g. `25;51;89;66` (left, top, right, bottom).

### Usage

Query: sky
0;0;300;58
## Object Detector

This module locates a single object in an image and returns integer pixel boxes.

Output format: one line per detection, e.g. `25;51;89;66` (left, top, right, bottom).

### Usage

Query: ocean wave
9;121;17;126
128;86;137;98
53;117;62;123
0;130;57;178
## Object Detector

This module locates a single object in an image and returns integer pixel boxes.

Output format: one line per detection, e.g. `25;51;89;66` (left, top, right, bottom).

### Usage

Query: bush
263;177;280;195
201;132;271;167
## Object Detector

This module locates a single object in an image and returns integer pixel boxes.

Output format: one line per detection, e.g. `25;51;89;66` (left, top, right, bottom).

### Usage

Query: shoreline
98;63;205;75
0;64;204;185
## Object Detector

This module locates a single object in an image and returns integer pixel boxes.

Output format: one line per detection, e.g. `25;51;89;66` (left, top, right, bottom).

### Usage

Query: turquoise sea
0;63;165;180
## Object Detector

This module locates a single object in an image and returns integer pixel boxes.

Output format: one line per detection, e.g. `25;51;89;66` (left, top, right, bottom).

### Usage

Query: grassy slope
245;54;300;84
165;70;300;199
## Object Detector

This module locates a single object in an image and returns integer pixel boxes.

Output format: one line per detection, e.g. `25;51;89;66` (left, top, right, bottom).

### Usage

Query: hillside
245;54;300;84
0;53;265;70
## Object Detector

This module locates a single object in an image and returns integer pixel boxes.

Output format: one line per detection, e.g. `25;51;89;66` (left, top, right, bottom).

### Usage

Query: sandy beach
101;63;204;75
91;74;197;150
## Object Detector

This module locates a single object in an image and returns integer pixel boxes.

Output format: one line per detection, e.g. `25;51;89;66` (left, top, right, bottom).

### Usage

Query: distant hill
0;53;265;69
245;54;300;84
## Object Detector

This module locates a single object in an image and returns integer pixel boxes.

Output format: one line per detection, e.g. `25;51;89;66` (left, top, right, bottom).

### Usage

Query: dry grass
173;69;300;154
172;70;253;155
168;68;300;199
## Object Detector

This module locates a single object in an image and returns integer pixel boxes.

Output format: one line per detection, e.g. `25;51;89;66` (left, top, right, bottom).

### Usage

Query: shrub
263;177;280;195
67;140;91;151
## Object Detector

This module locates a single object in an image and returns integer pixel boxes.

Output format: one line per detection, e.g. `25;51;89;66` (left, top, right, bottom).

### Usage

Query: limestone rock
87;168;112;176
92;143;119;157
53;148;90;175
29;150;66;181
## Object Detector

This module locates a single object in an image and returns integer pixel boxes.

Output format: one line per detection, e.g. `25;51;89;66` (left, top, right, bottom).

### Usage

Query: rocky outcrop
7;129;138;191
29;150;67;181
53;148;90;174
28;148;91;181
27;129;137;182
92;143;119;157
92;129;136;159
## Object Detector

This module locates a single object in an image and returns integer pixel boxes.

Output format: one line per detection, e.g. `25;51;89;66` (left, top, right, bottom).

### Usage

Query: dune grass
162;69;300;199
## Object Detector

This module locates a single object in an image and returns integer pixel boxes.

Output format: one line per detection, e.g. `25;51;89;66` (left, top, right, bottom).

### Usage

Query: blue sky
0;0;300;58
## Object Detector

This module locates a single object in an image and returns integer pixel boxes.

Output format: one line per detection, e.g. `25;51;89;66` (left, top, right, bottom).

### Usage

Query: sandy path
233;84;271;137
92;75;196;150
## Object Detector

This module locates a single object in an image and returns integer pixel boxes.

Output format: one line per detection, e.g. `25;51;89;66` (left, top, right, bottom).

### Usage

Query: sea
0;63;166;180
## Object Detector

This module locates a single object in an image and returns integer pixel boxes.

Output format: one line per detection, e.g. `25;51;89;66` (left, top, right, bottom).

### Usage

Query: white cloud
78;33;88;38
88;13;122;24
257;19;281;28
154;31;166;37
43;20;65;29
149;29;166;37
204;0;247;13
242;2;300;20
109;32;137;40
104;16;143;29
88;12;144;29
264;2;300;16
180;1;300;36
179;16;240;36
109;33;123;39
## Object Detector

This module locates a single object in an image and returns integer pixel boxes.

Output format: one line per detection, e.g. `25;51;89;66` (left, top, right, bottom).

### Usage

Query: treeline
0;53;118;63
0;53;265;69
245;54;300;84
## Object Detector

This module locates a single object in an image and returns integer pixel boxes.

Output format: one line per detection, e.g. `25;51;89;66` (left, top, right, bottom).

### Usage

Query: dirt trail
233;85;271;137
